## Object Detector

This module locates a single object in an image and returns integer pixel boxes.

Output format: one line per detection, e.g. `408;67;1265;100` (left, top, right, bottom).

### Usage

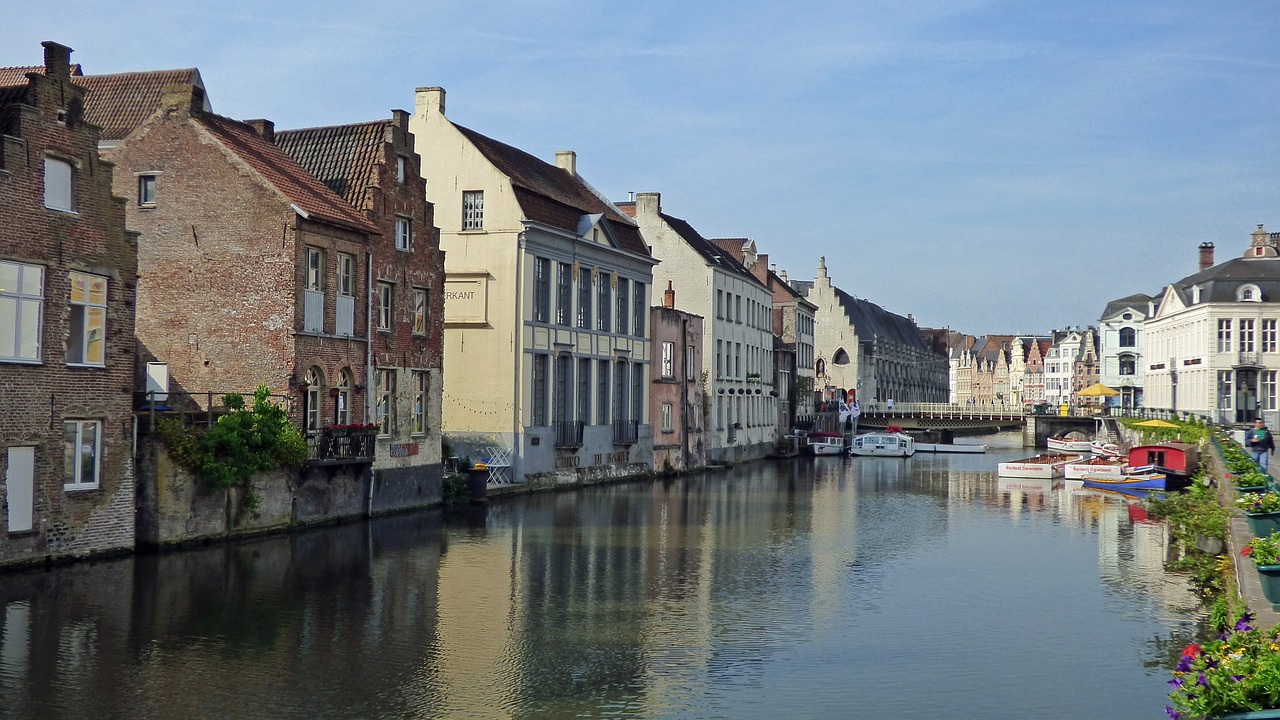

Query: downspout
366;251;375;515
680;315;690;468
513;232;527;482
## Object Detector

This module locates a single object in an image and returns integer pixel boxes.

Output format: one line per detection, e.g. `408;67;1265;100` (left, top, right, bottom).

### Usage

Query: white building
1144;228;1280;425
1099;293;1153;410
1044;330;1085;408
621;193;777;463
411;87;657;483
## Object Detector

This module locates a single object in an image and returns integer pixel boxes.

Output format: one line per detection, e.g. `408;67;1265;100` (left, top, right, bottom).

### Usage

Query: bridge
852;403;1101;446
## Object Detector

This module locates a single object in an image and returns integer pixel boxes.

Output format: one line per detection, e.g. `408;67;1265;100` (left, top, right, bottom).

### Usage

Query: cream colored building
411;88;656;483
620;194;777;463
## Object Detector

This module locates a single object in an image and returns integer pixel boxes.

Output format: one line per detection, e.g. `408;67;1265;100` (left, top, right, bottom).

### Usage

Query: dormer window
1239;284;1262;302
1191;285;1202;304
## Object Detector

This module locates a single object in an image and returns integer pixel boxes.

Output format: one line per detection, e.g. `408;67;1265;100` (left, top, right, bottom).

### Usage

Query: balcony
612;421;638;445
1237;351;1262;368
308;426;376;465
553;420;584;449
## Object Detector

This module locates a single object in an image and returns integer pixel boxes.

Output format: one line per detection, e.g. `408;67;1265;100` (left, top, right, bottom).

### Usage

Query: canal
0;433;1205;719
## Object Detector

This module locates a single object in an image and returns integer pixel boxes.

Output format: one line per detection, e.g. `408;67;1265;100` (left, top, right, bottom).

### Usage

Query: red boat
1127;442;1200;481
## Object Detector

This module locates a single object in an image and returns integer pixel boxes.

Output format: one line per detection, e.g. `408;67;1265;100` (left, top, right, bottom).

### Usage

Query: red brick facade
650;299;705;471
1;43;138;566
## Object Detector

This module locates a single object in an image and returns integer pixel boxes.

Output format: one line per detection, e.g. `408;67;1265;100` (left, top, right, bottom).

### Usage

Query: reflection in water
0;439;1206;719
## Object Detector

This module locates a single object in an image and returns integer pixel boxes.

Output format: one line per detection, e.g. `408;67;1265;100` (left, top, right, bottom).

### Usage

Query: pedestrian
1248;418;1276;471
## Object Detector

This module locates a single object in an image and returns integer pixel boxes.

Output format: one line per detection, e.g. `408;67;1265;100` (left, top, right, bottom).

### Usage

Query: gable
1153;284;1187;319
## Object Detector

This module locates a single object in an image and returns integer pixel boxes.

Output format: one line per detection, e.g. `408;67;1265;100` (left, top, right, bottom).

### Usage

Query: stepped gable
75;69;208;141
454;124;648;256
830;286;928;350
274;121;387;212
0;62;82;86
195;112;378;234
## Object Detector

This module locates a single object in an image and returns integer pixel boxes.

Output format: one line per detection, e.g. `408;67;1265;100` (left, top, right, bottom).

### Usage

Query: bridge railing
862;402;1025;420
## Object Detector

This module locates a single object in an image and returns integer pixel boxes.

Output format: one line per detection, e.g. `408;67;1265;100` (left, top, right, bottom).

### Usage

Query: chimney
42;41;72;81
392;109;410;134
160;84;205;117
908;313;915;325
663;280;675;309
245;119;274;142
1199;242;1214;271
415;87;445;118
779;268;788;283
636;192;660;218
555;151;576;177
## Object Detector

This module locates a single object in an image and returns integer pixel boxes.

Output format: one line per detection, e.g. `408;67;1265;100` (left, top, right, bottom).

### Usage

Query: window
662;403;673;431
577;358;592;424
304;366;323;434
335;369;352;426
412;371;426;434
735;342;742;378
1118;327;1135;347
396;156;407;185
0;261;43;362
44;157;74;211
686;344;696;381
1266;371;1278;411
597;359;610;425
306;248;323;291
413;288;428;335
531;354;549;426
395;216;412;251
633;282;645;336
63;420;99;490
1218;319;1232;353
462;190;484;230
577;266;592;329
1119;355;1136;376
1241;318;1256;353
556;262;572;326
632;362;644;423
716;339;722;377
67;271;107;366
532;257;550;323
377;282;393;331
616;277;629;334
736;295;742;323
553;354;571;424
716;290;724;319
337;254;354;296
138;174;156;206
613;358;629;425
661;341;674;378
1265;319;1277;353
376;369;395;434
1218;370;1233;410
597;272;612;332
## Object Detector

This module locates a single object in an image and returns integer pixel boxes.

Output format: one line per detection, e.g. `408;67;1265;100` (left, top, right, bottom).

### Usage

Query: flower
1243;546;1254;557
1183;644;1202;658
1167;624;1280;718
1243;532;1280;567
1236;491;1280;514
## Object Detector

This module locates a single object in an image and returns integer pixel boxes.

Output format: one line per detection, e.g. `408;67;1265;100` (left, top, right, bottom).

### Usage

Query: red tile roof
454;124;648;256
196;113;378;234
274;121;387;212
0;63;82;87
76;69;207;141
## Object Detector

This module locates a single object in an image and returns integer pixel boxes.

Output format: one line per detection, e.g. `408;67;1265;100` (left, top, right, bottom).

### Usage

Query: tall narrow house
1;42;138;566
411;87;656;484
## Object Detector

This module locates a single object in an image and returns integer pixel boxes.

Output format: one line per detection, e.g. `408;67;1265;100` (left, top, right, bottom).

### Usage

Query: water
0;433;1207;719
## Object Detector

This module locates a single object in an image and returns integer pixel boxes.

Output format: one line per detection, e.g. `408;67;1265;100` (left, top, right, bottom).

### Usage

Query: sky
5;1;1280;335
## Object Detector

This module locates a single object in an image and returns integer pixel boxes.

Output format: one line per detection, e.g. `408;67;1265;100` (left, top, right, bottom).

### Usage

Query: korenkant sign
444;275;488;326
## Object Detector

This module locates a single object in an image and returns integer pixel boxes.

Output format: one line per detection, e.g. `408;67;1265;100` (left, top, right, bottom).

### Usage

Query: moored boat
1081;471;1168;491
1128;442;1199;483
849;432;916;457
1090;440;1122;458
1064;456;1127;480
1047;435;1092;453
808;431;846;456
997;453;1080;479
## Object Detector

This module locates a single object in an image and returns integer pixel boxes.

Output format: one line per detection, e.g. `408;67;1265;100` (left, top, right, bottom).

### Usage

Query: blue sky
6;1;1279;334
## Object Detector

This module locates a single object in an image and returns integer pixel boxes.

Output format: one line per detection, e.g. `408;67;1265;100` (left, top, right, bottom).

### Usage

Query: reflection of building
1;43;137;564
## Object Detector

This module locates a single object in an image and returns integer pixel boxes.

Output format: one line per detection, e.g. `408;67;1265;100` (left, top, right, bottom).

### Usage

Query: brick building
1;42;138;567
275;113;445;499
649;283;705;472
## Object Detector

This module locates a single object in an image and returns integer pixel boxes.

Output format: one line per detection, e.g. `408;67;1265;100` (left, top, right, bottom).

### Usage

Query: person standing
1248;418;1276;471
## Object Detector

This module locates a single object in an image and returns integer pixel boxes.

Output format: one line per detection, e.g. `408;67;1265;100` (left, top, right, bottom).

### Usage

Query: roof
0;63;82;87
75;69;207;141
830;285;929;351
274;121;387;212
620;206;765;287
454;124;648;256
195;113;378;234
1166;256;1280;304
1101;292;1153;321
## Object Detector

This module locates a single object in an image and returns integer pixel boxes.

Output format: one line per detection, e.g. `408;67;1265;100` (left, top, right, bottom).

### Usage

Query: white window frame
377;282;393;331
337;253;354;297
413;288;428;336
462;190;484;230
1218;319;1232;353
63;420;101;491
44;157;74;212
662;403;673;431
396;156;407;185
306;248;323;291
412;370;426;435
67;271;107;367
1241;318;1256;353
661;341;674;378
1264;319;1277;353
0;261;44;363
395;216;412;251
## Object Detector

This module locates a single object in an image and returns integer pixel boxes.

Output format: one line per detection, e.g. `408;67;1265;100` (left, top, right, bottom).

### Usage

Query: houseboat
808;431;846;456
997;453;1080;479
849;432;916;457
1128;442;1200;482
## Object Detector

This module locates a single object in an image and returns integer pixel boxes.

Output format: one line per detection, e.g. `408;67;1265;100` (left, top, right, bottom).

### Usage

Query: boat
1047;435;1093;453
1128;442;1200;482
807;431;846;456
997;453;1080;479
1064;456;1127;480
849;432;916;457
1081;473;1167;491
915;442;987;454
1090;440;1122;458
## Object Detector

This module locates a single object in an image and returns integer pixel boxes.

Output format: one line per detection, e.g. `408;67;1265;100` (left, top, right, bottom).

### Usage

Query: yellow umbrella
1135;419;1179;429
1077;383;1121;397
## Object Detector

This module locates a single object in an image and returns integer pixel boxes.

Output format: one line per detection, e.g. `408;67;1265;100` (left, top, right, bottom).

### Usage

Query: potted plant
1237;492;1280;537
1166;615;1280;719
1242;532;1280;611
1235;472;1272;494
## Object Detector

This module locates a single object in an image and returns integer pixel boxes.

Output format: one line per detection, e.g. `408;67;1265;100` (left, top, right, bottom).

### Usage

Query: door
1238;369;1259;423
5;447;35;533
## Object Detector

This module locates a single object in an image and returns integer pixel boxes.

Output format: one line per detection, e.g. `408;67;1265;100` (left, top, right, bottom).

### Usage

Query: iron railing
554;420;584;448
309;427;376;463
612;421;638;445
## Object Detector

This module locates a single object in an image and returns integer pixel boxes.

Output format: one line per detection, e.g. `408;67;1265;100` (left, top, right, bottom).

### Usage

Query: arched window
335;368;353;426
304;366;324;434
1239;284;1261;302
833;348;850;365
1118;327;1136;347
815;358;826;377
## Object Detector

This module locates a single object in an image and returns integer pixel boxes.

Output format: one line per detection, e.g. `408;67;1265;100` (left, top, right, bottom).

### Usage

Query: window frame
597;271;612;332
462;190;484;231
377;282;393;331
66;271;107;367
137;174;157;206
533;258;551;324
0;260;44;363
661;341;674;378
556;262;572;326
577;266;593;329
44;156;75;212
375;368;395;435
412;370;427;435
63;419;101;491
412;288;428;336
395;216;413;251
633;282;645;337
336;253;355;297
306;248;323;291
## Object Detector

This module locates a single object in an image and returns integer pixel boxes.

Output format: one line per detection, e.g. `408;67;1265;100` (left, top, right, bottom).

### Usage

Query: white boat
1089;440;1122;458
997;453;1081;479
1047;436;1092;453
849;432;916;457
808;431;846;456
1064;457;1128;480
915;443;987;454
